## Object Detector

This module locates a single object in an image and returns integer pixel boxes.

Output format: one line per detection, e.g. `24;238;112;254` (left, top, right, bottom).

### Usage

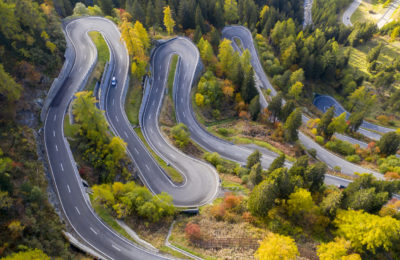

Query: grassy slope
125;80;142;126
350;0;387;24
87;31;110;91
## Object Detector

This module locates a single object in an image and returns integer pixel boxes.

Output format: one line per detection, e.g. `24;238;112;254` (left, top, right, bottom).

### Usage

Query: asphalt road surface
303;0;314;28
221;25;382;179
377;0;400;28
44;17;170;260
342;0;362;26
313;95;394;139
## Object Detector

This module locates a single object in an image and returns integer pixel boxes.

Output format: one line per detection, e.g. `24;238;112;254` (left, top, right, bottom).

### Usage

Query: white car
111;76;117;87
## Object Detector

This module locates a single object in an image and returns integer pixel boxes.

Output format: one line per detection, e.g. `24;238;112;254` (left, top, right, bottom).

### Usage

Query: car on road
111;76;117;87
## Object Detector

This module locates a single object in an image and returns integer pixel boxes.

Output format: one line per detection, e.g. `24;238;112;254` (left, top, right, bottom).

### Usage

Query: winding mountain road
43;17;390;259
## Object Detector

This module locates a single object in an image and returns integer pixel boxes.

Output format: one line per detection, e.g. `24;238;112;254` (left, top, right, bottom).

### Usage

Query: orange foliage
384;172;400;180
185;222;202;242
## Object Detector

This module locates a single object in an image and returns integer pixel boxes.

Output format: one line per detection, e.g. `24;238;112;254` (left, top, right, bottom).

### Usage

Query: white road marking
90;227;98;235
124;131;128;138
170;154;176;159
112;99;115;105
112;244;121;252
152;101;155;106
134;148;139;154
53;130;56;137
54;114;57;121
118;68;121;74
67;185;71;193
145;164;150;171
181;98;183;103
149;114;152;120
75;207;81;215
183;112;186;117
150;128;154;133
84;54;87;60
60;163;64;171
155;88;158;93
79;66;82;72
55;145;58;152
115;116;119;122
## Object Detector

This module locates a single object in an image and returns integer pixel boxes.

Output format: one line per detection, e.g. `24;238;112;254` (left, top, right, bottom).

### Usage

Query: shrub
334;166;342;172
378;155;400;174
217;128;229;136
325;139;355;156
308;148;317;158
185;223;202;242
345;154;361;163
204;152;222;167
171;123;190;148
384;171;400;180
315;135;324;145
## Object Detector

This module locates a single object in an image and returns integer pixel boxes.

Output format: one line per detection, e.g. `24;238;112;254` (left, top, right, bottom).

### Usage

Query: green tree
304;162;326;192
0;64;22;102
248;179;277;217
267;154;285;174
255;232;299;260
241;68;257;104
329;112;348;135
163;6;175;35
320;188;343;217
267;92;282;123
249;95;260;120
348;112;364;132
366;43;383;63
218;39;235;76
279;100;295;122
171;123;190;148
223;0;239;23
348;86;376;113
284;108;302;142
195;4;205;32
317;107;335;139
287;188;316;218
249;162;263;186
97;0;114;15
288;81;303;101
247;149;261;169
377;132;400;155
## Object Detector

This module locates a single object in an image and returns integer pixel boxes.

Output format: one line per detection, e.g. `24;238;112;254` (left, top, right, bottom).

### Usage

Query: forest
1;0;400;259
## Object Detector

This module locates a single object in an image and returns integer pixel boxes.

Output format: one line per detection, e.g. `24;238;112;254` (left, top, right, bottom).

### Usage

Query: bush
171;123;190;148
308;148;317;158
217;128;230;136
378;155;400;174
185;223;202;242
315;135;324;145
334;166;342;172
325;139;355;156
204;152;222;167
345;154;361;163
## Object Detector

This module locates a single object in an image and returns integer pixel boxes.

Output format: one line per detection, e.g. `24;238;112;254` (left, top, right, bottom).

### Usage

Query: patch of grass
134;128;184;183
89;31;110;62
221;179;249;195
86;31;110;91
350;0;386;24
167;54;179;99
159;245;191;259
125;80;142;125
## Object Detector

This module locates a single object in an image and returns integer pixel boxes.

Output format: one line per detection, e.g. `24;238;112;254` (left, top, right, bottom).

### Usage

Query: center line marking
67;185;71;193
124;131;128;138
75;207;80;215
115;116;119;122
149;114;152;120
134;148;139;154
53;131;55;137
112;99;115;105
155;88;158;93
183;112;186;117
55;145;58;151
54;115;57;121
60;163;64;171
112;244;121;251
145;164;150;171
90;227;98;235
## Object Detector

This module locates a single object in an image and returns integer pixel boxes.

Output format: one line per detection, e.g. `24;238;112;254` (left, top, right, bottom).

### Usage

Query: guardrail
41;22;75;122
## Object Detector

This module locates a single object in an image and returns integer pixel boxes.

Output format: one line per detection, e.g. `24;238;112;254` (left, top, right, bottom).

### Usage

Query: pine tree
163;6;175;35
145;1;155;29
279;100;295;122
218;39;235;76
284;108;302;142
241;68;257;104
195;4;205;33
98;0;113;15
317;106;335;138
131;0;144;24
224;0;239;23
268;92;282;122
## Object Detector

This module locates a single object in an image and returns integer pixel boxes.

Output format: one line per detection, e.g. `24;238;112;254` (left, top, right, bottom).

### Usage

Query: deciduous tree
255;232;299;260
163;6;175;35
